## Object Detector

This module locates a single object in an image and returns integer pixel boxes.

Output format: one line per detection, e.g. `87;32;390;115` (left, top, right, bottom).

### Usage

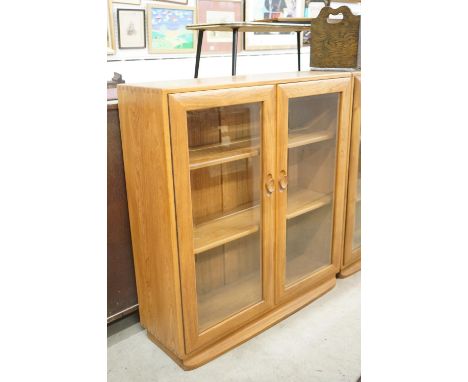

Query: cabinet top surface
118;71;354;94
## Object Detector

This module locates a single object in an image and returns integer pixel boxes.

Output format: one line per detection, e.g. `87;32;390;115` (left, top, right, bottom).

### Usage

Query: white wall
107;49;311;83
108;0;311;83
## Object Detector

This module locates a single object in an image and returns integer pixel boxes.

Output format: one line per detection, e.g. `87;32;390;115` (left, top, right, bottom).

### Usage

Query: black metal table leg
296;31;301;71
194;30;204;79
232;28;239;76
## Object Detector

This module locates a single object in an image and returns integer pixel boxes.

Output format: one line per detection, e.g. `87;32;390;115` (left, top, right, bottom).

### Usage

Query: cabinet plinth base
338;259;361;278
147;276;336;370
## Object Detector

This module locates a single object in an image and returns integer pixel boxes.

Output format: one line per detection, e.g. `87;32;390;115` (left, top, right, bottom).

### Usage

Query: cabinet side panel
117;85;185;357
343;73;361;268
330;80;352;272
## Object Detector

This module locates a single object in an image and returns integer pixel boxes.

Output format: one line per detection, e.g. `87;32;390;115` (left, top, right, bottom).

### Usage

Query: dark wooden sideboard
107;100;138;323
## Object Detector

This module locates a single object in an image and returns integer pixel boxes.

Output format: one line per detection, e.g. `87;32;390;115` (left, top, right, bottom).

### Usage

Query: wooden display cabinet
340;72;361;277
118;71;352;369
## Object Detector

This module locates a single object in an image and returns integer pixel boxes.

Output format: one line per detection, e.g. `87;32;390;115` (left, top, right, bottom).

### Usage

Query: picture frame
155;0;189;5
107;0;116;55
117;9;146;49
113;0;141;5
244;0;305;50
303;0;325;45
304;0;325;18
197;0;243;54
147;4;196;54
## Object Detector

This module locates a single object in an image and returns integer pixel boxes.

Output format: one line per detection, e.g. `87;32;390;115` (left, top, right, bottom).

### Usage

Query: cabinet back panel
195;233;261;332
288;93;338;135
191;166;223;225
188;103;262;225
287;140;337;195
190;158;260;225
196;247;226;294
285;205;333;286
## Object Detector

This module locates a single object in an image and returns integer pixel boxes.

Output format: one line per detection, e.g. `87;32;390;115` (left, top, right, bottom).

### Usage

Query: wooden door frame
343;74;361;268
169;85;276;354
276;78;352;303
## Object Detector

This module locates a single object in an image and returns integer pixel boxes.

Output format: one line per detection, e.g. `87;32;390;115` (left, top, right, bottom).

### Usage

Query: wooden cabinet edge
341;73;361;272
117;85;185;357
125;71;352;95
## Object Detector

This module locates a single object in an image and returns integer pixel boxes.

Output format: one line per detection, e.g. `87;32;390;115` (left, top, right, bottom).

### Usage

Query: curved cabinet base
339;258;361;278
148;277;336;370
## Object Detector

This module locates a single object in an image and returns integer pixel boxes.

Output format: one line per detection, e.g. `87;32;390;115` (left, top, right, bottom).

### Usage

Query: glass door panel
285;93;339;286
187;103;263;333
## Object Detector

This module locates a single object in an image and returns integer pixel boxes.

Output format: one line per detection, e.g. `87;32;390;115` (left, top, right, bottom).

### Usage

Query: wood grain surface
117;71;354;368
117;86;185;357
341;72;361;276
310;6;360;68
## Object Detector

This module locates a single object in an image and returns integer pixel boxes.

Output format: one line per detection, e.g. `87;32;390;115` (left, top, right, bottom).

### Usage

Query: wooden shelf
198;271;262;333
287;188;333;220
189;128;334;170
194;189;332;254
193;206;260;255
189;138;259;170
288;128;335;149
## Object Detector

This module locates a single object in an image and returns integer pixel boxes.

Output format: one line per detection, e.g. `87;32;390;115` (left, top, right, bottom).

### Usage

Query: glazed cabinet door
169;86;276;353
343;74;361;267
276;78;352;302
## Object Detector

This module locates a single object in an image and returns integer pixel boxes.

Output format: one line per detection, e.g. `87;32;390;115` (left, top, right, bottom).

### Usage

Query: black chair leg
232;28;239;76
194;30;204;79
297;31;301;71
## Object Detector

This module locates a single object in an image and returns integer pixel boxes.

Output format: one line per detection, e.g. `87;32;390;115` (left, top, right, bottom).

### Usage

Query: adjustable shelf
287;188;333;220
288;128;335;150
193;206;260;255
189;138;260;170
189;127;334;170
193;188;333;255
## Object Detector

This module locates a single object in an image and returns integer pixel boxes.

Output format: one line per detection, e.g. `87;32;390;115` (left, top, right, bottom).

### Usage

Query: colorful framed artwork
113;0;141;5
107;0;116;55
197;0;243;54
117;9;146;49
147;4;196;53
244;0;305;50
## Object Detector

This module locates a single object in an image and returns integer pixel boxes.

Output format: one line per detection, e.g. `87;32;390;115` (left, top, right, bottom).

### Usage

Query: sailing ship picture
117;9;146;49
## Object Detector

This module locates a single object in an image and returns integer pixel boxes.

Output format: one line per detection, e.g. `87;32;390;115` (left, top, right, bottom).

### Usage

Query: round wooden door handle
279;171;288;191
265;174;275;195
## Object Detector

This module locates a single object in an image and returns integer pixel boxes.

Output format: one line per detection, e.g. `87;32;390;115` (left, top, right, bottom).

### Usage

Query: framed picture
244;0;305;50
113;0;141;4
197;0;243;54
331;1;361;15
117;9;146;49
107;0;116;54
153;0;188;5
303;0;325;45
304;0;325;17
147;4;196;53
